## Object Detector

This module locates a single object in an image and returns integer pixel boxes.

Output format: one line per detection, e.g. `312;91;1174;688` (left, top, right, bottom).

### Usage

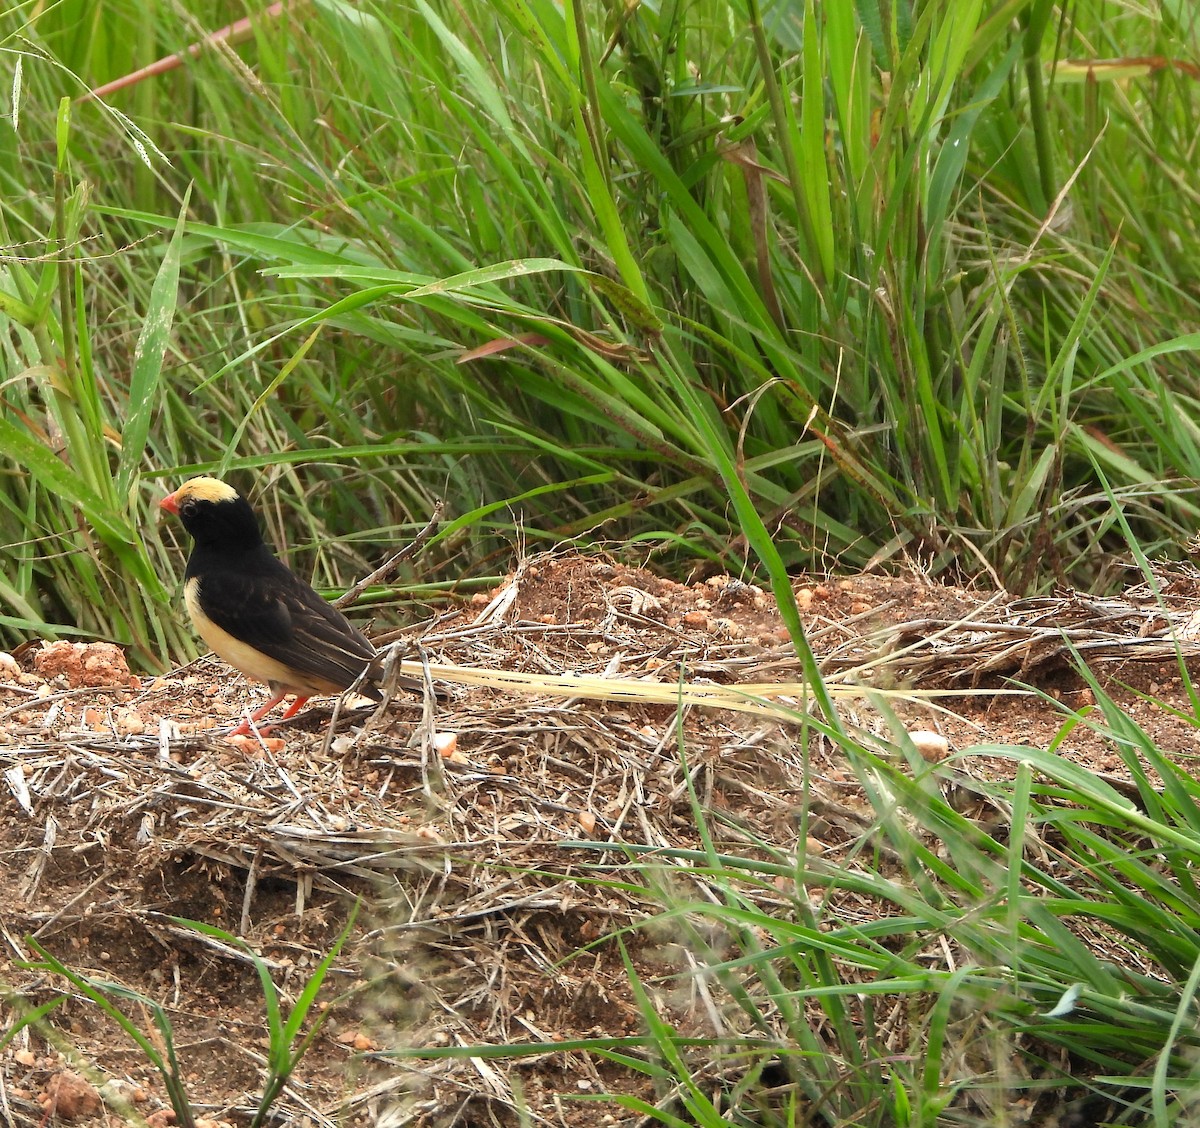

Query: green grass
1;0;1199;669
3;0;1200;1122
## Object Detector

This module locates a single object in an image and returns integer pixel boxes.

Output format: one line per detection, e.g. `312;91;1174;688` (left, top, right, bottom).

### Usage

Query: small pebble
908;730;950;762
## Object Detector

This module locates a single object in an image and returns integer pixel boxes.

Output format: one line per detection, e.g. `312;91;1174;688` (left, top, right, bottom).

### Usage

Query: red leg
228;690;295;736
276;695;311;721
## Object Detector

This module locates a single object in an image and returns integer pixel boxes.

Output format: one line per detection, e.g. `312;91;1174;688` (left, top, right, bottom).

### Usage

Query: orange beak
160;490;180;515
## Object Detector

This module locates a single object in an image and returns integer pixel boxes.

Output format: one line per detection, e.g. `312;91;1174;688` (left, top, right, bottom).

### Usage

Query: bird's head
161;477;263;549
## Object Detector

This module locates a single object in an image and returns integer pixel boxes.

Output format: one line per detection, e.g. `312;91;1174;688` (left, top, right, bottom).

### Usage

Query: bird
160;476;421;734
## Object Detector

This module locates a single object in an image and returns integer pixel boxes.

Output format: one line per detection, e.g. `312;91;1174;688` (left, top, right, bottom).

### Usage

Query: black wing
192;548;379;693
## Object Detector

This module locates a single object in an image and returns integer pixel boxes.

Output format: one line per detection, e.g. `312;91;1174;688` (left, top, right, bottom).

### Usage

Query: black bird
161;476;417;733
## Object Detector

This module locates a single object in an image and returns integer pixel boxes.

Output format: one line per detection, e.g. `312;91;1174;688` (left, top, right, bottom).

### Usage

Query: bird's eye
180;499;196;517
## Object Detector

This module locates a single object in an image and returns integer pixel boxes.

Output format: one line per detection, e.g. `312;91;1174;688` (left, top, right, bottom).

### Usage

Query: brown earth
1;552;1197;1127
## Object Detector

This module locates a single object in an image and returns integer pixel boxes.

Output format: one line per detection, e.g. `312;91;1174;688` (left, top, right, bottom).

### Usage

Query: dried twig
333;500;443;611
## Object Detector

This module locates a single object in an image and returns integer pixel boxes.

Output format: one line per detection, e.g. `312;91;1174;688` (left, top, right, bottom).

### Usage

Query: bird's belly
184;577;342;695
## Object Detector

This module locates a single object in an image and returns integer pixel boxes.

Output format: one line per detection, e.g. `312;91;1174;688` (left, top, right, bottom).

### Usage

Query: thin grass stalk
1022;0;1058;209
746;0;823;290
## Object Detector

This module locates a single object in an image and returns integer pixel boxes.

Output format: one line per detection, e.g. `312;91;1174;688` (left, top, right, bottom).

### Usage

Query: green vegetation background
1;0;1197;671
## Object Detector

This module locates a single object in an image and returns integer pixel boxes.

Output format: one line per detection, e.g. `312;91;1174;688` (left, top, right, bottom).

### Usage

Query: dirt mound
1;553;1196;1125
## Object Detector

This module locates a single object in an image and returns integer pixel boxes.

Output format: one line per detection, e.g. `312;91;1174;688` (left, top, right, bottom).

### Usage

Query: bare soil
1;553;1197;1127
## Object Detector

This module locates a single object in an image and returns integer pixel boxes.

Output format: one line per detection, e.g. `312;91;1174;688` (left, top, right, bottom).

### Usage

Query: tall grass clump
0;0;1198;661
